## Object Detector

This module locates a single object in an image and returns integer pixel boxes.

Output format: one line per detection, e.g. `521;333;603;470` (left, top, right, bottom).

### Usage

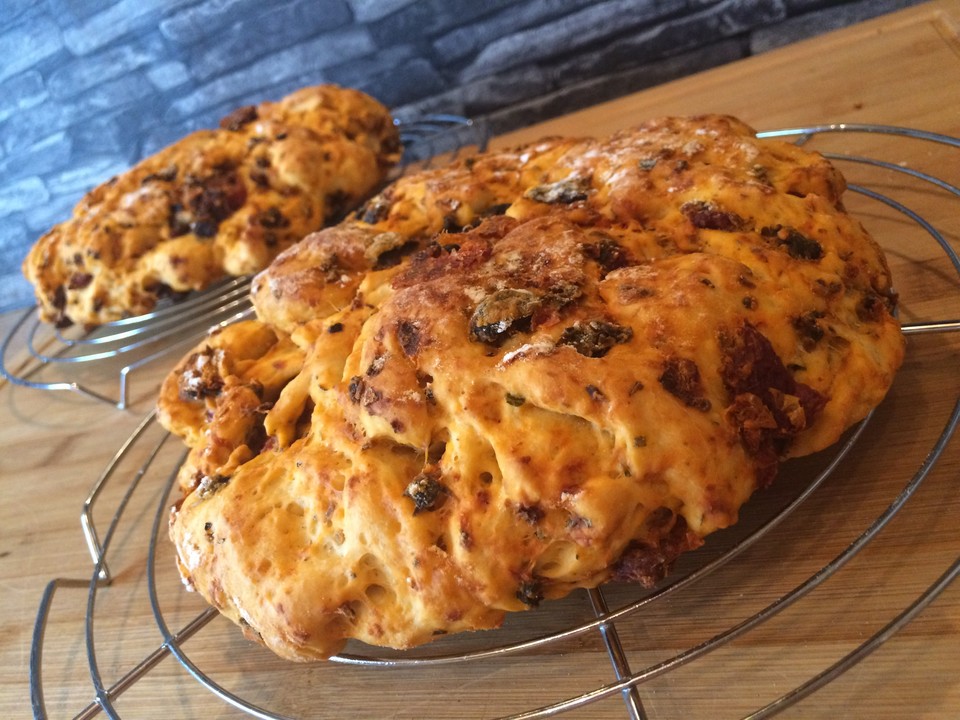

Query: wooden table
2;1;959;717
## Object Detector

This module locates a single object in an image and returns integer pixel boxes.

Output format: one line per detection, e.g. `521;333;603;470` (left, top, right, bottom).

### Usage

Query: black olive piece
517;504;544;524
258;206;289;228
357;195;391;224
404;472;449;515
516;579;544;607
781;229;823;260
348;376;365;404
558;320;632;358
525;176;589;204
761;225;823;260
197;474;230;499
469;289;541;346
367;231;416;270
585;384;605;401
192;219;218;238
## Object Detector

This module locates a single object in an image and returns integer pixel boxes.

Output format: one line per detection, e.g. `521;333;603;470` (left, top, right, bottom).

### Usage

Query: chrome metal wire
1;276;255;409
29;123;960;719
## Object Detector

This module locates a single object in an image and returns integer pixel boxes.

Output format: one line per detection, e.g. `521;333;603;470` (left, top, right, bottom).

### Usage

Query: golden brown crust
159;115;904;660
23;85;400;327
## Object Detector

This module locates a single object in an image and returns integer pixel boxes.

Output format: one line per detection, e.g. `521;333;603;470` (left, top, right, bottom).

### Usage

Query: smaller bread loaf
22;85;400;328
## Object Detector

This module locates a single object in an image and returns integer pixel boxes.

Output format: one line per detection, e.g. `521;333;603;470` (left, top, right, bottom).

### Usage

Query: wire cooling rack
1;115;483;410
29;124;960;719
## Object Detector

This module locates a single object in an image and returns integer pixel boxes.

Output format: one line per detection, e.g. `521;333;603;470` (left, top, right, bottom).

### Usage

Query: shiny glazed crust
22;85;400;327
158;115;905;660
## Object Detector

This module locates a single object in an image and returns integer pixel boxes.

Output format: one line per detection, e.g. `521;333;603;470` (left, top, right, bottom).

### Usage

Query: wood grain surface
2;2;959;718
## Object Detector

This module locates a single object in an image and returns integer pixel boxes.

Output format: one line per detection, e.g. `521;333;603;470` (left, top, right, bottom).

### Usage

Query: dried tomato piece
396;320;421;357
180;165;247;238
178;348;225;401
141;164;178;184
219;105;258;131
659;356;711;412
68;272;93;290
612;517;700;587
583;236;633;276
681;200;747;231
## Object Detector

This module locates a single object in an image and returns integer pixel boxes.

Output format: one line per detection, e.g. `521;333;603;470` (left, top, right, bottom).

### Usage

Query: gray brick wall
0;0;923;311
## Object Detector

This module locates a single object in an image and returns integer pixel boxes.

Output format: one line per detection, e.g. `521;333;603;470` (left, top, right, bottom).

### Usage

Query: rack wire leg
588;588;647;720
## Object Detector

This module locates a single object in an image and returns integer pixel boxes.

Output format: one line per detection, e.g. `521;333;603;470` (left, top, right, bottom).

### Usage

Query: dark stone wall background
0;0;922;310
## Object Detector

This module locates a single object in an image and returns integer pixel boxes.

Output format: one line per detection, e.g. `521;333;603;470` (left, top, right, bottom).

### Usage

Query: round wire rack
29;123;960;719
2;115;484;410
